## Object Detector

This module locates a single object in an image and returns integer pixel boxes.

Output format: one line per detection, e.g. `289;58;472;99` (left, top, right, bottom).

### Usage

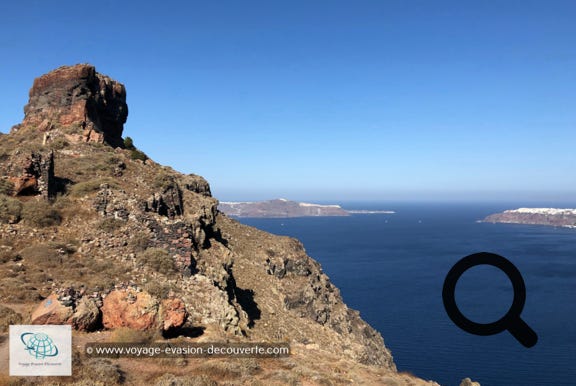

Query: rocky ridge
482;208;576;228
219;198;350;217
0;64;446;385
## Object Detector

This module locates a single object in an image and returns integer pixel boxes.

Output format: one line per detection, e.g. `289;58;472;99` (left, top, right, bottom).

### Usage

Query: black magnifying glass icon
442;252;538;348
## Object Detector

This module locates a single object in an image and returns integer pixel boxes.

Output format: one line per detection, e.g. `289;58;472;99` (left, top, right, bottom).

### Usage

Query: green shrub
124;136;135;150
124;136;148;161
130;149;148;161
0;195;22;223
141;248;176;275
21;200;62;227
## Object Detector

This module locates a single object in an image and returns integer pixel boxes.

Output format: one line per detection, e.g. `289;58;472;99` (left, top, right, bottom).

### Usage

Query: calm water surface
240;202;576;386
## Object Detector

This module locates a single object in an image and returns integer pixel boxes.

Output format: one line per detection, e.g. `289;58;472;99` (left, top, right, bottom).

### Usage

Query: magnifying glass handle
508;318;538;348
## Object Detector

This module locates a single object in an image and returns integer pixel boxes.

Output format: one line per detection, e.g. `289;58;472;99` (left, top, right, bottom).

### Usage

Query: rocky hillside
0;64;442;385
482;208;576;228
219;199;350;217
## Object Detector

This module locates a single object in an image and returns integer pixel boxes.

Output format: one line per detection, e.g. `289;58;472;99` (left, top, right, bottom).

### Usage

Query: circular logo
21;332;59;359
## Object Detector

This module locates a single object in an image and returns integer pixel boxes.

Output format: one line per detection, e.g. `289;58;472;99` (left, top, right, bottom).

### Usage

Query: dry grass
0;240;93;302
0;179;14;195
0;305;23;333
69;177;119;197
74;357;125;385
98;218;126;233
194;358;261;382
108;327;154;344
0;195;22;224
128;231;151;252
143;280;172;299
152;373;216;386
140;248;176;275
0;249;19;264
19;243;71;268
20;200;61;227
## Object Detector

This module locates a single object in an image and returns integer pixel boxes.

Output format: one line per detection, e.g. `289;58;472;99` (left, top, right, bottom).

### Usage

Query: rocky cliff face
0;65;441;385
13;64;127;147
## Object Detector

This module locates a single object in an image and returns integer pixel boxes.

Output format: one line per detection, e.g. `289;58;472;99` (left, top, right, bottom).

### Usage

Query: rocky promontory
12;64;127;147
482;208;576;228
0;64;443;385
219;198;350;217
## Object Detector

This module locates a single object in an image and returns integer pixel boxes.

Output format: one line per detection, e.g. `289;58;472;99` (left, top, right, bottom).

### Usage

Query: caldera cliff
0;64;441;385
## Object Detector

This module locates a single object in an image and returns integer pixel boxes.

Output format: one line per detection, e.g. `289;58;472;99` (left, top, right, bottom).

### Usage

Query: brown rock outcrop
160;298;188;331
102;289;159;330
18;64;127;147
145;179;184;218
182;174;212;197
101;289;188;332
30;290;102;332
70;297;102;332
30;293;74;325
460;378;481;386
9;151;55;199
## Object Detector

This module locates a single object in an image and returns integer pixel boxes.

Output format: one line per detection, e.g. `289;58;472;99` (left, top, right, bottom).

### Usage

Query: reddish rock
9;151;55;199
30;294;73;325
101;289;158;330
9;175;37;195
21;64;128;147
160;298;188;331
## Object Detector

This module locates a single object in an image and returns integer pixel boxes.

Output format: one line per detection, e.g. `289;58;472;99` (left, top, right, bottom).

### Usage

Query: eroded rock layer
15;64;127;147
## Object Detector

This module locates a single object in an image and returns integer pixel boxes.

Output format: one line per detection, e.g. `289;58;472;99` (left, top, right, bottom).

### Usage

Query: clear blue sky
1;1;575;202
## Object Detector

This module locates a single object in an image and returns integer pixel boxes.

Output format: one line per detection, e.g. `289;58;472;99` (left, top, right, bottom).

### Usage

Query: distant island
482;208;576;228
218;199;395;218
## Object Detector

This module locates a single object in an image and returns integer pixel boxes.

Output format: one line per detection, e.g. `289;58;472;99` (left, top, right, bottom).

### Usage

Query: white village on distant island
218;198;395;218
482;207;576;228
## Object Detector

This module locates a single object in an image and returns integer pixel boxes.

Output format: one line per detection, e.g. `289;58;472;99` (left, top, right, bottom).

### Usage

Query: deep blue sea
239;202;576;386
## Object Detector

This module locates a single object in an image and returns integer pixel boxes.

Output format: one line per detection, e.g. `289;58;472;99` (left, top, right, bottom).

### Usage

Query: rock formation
0;64;442;385
30;289;102;332
101;288;187;332
13;64;127;147
460;378;481;386
7;151;56;199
